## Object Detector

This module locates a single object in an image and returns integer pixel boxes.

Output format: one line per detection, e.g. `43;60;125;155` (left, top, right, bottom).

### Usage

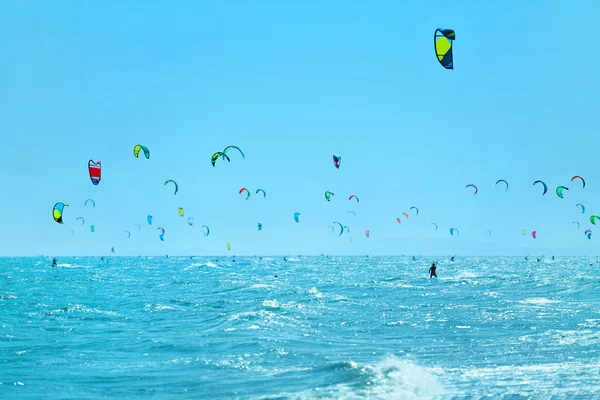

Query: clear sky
0;0;598;256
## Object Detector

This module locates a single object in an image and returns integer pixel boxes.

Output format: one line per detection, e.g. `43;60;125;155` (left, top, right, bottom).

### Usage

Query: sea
1;256;599;399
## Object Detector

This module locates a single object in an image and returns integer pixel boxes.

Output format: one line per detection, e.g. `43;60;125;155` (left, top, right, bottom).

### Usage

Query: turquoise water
1;256;600;399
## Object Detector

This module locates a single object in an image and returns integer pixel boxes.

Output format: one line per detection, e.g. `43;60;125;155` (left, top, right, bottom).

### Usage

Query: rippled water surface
1;256;600;399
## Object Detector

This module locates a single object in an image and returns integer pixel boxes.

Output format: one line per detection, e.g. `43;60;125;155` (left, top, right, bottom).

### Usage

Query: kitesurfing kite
133;144;150;159
76;216;84;225
410;206;419;215
577;204;586;214
365;230;370;238
591;215;600;225
450;228;459;236
68;230;74;236
534;180;548;195
211;152;230;167
124;230;131;239
188;217;194;226
258;223;262;231
164;180;178;195
178;207;184;217
333;222;343;236
343;226;350;234
294;212;301;223
147;215;153;225
349;195;359;203
239;188;250;200
202;225;210;237
333;154;341;169
585;229;592;239
486;230;492;237
325;191;334;202
348;211;356;216
573;221;580;229
402;212;409;219
134;223;141;230
223;146;245;160
556;186;569;199
521;229;526;235
88;160;101;185
256;189;266;197
327;225;334;233
90;225;95;233
434;29;455;69
227;242;231;251
571;175;586;188
430;223;438;231
396;218;402;224
532;230;537;239
495;179;509;191
111;246;115;253
85;199;95;207
466;184;478;194
53;202;68;224
157;227;165;241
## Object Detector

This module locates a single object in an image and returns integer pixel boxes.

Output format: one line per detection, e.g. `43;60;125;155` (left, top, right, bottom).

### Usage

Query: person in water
52;258;57;267
428;263;437;278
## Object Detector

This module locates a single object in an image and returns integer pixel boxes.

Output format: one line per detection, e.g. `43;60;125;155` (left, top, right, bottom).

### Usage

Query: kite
239;188;250;200
532;230;537;239
577;204;586;214
533;180;548;195
90;225;95;233
325;191;334;202
343;226;350;234
333;154;341;169
521;229;526;235
348;211;356;216
348;237;353;242
434;29;455;69
258;222;262;231
333;222;344;236
88;160;101;185
111;246;115;253
430;223;438;230
466;184;478;195
147;215;153;225
571;175;585;188
585;229;592;239
486;230;492;237
68;230;74;236
53;202;68;224
573;221;580;229
327;225;334;233
202;225;210;237
365;230;370;238
450;228;459;236
124;230;131;239
556;186;569;199
396;218;402;224
256;189;266;197
211;152;230;167
164;180;179;195
402;212;409;219
349;195;359;203
294;212;301;223
76;216;84;225
410;206;419;215
495;179;509;191
133;144;150;159
134;223;141;230
157;227;165;241
227;242;232;251
188;217;194;226
223;146;245;160
85;199;95;207
591;216;600;225
178;207;184;217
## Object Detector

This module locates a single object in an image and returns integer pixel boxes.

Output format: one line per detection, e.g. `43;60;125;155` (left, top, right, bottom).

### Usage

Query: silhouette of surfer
428;263;438;278
52;258;57;267
450;256;455;262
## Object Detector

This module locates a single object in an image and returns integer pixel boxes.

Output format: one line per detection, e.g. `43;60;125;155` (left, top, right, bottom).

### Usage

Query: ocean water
1;256;600;399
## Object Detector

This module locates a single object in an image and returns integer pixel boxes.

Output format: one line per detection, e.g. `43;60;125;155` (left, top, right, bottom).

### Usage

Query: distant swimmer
428;263;438;278
52;258;57;267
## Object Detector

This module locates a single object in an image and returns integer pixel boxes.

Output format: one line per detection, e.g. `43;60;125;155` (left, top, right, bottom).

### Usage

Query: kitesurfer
52;258;57;267
450;256;455;262
428;263;438;278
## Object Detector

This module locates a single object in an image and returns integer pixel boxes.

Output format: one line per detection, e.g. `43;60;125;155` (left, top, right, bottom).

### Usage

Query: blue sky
0;0;598;256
